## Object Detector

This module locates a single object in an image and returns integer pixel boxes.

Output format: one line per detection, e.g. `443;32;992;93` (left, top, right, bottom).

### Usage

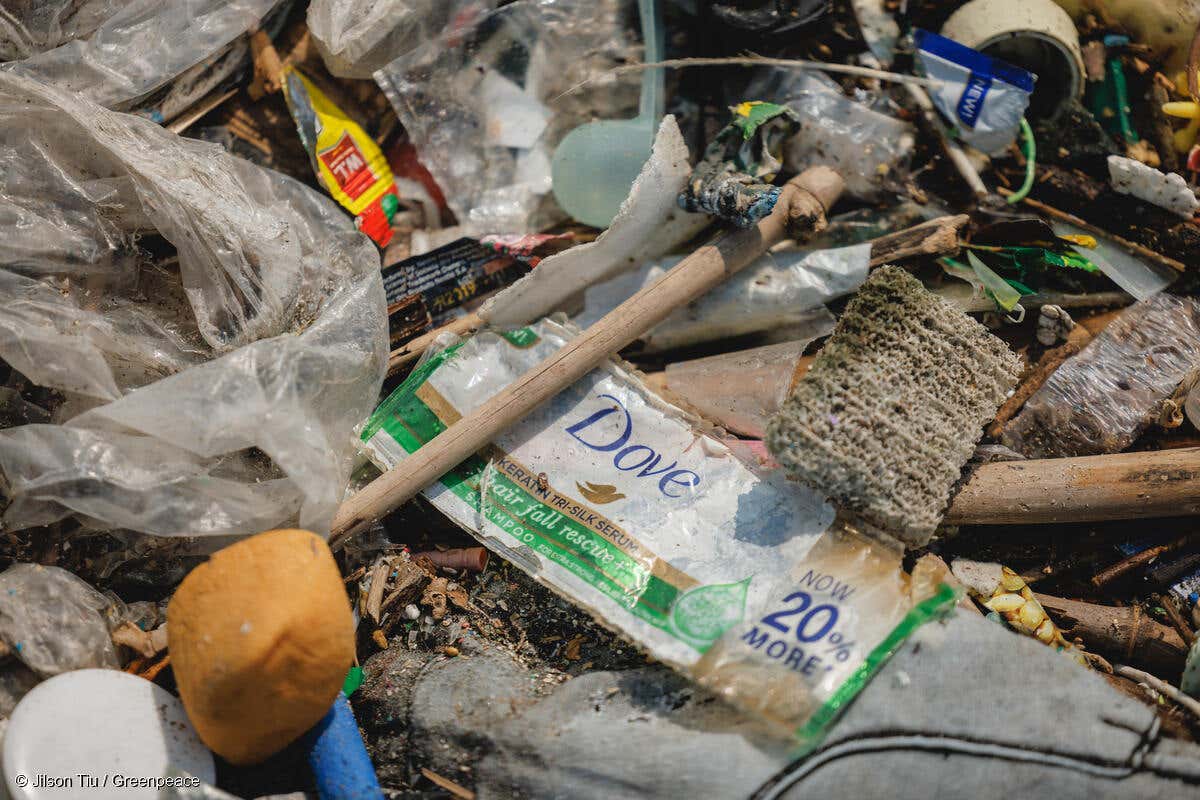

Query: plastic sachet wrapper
1;0;282;114
0;72;388;538
359;317;955;742
282;65;401;247
1003;294;1200;458
577;243;868;352
308;0;496;79
913;29;1035;155
375;0;640;234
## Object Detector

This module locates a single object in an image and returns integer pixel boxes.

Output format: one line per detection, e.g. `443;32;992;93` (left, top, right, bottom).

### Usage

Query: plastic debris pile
4;1;1200;797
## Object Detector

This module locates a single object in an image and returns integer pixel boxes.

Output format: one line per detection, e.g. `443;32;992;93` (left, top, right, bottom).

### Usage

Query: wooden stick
333;168;844;544
986;324;1095;439
1153;593;1195;643
166;88;237;135
1036;593;1187;674
867;214;968;268
387;312;481;376
1114;665;1200;720
998;189;1187;273
385;216;964;379
946;447;1200;526
1092;535;1198;588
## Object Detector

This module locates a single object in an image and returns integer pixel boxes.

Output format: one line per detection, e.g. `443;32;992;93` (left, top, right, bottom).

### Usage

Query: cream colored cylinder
942;0;1085;119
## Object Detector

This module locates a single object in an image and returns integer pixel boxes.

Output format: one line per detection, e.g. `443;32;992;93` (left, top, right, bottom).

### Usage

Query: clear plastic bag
308;0;495;79
2;0;280;112
0;72;388;538
0;564;120;677
577;244;866;352
375;0;640;233
0;0;122;60
1003;294;1200;457
746;69;915;201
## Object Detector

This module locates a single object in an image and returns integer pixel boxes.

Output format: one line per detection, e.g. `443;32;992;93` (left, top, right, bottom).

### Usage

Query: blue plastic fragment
307;691;384;800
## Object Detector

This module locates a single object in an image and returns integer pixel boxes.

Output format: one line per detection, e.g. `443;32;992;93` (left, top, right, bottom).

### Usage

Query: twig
364;558;389;624
1115;664;1200;720
868;215;968;267
1189;18;1200;102
1154;593;1195;643
420;767;475;799
987;326;1095;439
1092;535;1197;588
249;29;284;100
556;55;943;101
387;312;481;377
1149;83;1181;174
166;88;237;135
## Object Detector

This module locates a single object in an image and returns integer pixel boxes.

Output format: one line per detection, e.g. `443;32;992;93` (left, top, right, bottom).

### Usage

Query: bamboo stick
947;447;1200;525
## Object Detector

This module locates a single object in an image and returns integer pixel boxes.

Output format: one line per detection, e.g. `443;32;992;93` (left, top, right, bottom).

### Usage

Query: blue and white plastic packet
914;29;1036;154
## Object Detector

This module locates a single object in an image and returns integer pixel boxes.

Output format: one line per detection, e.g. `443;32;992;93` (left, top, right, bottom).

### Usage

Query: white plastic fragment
3;670;215;800
577;243;867;352
949;558;1004;598
478;115;708;329
1107;155;1200;218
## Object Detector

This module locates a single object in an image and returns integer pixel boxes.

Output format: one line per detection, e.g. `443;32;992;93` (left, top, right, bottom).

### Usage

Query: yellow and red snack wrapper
282;66;399;247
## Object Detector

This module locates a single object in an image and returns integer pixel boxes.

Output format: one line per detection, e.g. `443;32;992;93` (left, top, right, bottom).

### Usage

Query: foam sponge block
168;529;355;765
766;266;1021;544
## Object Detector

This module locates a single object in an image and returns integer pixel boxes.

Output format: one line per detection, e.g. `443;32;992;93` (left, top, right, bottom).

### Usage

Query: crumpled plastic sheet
1003;294;1200;458
308;0;495;79
480;115;708;328
0;0;120;60
375;0;639;234
0;72;388;538
750;69;915;201
0;564;120;677
1;0;281;112
577;243;868;352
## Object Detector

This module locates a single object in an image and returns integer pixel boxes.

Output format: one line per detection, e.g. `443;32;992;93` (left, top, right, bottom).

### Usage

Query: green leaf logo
670;577;751;645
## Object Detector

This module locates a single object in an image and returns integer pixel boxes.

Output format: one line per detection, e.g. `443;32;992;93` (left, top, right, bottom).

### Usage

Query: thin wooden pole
332;167;845;545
